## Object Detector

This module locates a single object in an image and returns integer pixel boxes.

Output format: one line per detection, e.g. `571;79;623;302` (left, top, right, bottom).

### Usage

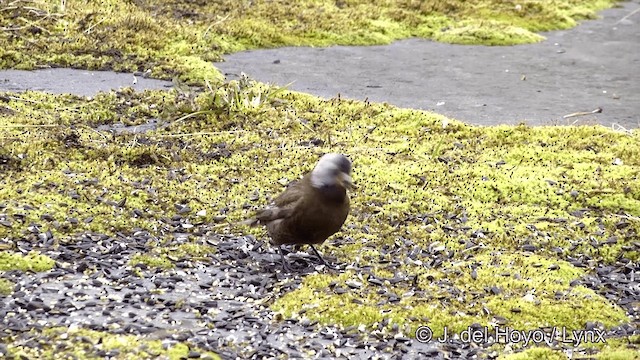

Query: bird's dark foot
309;245;335;269
281;261;294;273
278;245;294;272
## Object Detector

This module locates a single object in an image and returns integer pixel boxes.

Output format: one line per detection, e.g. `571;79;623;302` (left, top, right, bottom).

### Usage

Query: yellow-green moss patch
0;251;55;296
2;86;639;258
500;347;568;360
499;336;640;360
0;278;13;295
272;253;627;339
1;81;637;356
1;326;220;360
0;251;55;272
597;349;640;360
434;20;545;45
595;339;640;360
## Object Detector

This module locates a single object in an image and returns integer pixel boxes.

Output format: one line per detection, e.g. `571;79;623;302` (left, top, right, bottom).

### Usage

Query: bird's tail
238;217;261;227
217;208;290;228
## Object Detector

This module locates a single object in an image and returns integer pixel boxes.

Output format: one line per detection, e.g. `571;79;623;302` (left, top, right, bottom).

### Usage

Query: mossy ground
0;278;13;295
1;78;638;357
1;0;637;358
0;0;615;82
0;251;55;272
0;250;55;295
4;326;220;360
499;335;640;360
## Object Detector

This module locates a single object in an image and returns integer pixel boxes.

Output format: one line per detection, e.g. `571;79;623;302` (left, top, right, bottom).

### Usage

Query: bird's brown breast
266;176;350;246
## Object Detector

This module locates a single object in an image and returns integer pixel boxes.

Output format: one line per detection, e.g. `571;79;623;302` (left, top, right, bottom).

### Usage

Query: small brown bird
249;153;352;271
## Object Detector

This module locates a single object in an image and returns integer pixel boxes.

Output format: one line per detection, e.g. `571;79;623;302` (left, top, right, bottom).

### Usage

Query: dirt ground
0;1;638;128
216;0;640;128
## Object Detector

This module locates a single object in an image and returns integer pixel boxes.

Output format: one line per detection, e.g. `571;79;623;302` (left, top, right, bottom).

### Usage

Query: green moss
0;2;634;358
500;347;569;360
572;335;640;359
1;79;638;356
272;253;627;338
0;251;55;296
2;88;638;265
2;326;220;359
434;20;545;45
0;0;617;80
0;251;55;272
597;349;640;360
0;278;13;295
496;335;640;359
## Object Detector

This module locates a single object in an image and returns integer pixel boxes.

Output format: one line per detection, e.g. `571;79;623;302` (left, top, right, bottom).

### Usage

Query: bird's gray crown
310;153;351;188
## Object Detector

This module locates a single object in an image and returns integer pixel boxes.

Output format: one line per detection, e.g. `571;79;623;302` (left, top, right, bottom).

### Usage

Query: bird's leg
279;245;293;272
309;245;334;269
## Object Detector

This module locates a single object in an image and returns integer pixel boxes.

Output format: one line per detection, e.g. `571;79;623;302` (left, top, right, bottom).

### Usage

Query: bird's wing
250;179;306;224
272;179;305;208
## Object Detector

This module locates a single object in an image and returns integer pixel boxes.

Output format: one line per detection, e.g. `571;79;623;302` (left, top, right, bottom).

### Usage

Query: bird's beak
339;173;354;189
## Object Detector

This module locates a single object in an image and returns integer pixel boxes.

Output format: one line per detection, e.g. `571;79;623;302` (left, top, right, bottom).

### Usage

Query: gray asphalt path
216;1;640;127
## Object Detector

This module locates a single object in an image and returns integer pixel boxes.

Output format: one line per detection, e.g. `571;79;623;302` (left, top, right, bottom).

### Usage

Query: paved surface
216;1;640;127
0;68;172;97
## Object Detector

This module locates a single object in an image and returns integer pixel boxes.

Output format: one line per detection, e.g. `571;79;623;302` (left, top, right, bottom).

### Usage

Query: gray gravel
1;227;638;359
1;232;457;359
